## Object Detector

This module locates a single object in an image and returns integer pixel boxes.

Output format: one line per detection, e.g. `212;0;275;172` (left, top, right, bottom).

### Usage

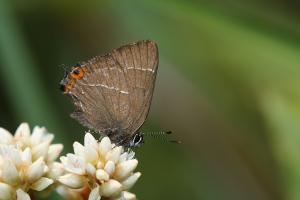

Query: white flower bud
47;162;64;179
0;145;22;167
99;137;112;157
100;179;122;197
47;144;63;162
85;144;99;165
0;128;13;144
31;126;45;144
114;191;136;200
32;141;49;160
56;185;81;200
104;160;115;176
88;186;101;200
21;147;32;165
96;160;104;169
84;133;98;149
0;183;14;200
61;154;85;175
123;191;136;200
31;126;54;145
96;169;109;181
31;177;54;191
2;159;20;185
15;123;30;139
114;159;138;180
58;173;86;189
16;189;31;200
86;163;96;176
105;146;122;163
121;172;141;190
73;142;85;157
26;157;46;182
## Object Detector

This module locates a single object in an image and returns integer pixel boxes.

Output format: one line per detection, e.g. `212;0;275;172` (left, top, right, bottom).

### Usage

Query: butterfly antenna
169;140;182;144
142;131;181;144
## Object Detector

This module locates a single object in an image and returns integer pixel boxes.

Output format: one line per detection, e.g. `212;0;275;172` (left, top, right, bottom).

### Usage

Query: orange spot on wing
63;66;87;93
70;66;86;79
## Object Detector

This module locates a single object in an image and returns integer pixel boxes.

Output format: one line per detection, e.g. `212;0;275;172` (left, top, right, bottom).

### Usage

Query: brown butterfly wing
111;40;158;134
69;40;158;136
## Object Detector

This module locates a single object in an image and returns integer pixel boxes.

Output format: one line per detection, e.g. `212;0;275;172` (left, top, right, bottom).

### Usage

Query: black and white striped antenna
142;131;181;144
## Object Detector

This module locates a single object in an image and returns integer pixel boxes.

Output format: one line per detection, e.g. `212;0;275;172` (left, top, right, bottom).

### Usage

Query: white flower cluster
57;133;141;200
0;123;141;200
0;123;63;200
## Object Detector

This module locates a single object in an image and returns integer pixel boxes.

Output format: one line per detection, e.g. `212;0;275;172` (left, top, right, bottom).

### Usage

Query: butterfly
60;40;158;147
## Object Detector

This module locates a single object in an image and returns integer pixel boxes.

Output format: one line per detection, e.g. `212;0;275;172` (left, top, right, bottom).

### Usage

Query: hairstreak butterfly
60;40;158;148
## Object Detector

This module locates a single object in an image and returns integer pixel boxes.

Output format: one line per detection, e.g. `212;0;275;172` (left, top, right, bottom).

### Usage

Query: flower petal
21;147;32;165
31;177;54;191
98;137;111;157
47;144;63;162
84;145;99;165
32;141;49;161
60;154;86;175
15;123;30;139
105;147;122;163
16;189;31;200
100;179;122;197
0;145;22;167
96;160;104;169
56;185;79;200
73;142;85;157
0;128;13;144
114;159;138;180
2;159;20;185
112;191;136;200
104;160;115;176
58;173;86;189
31;126;44;144
88;186;101;200
123;191;136;200
31;126;54;145
0;183;14;200
96;169;109;182
86;163;96;176
26;157;46;182
41;134;54;146
84;133;99;164
47;162;64;179
121;172;141;190
84;133;98;150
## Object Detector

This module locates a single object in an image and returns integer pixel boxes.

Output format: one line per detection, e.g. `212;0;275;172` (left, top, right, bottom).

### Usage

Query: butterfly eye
73;69;81;75
132;134;144;147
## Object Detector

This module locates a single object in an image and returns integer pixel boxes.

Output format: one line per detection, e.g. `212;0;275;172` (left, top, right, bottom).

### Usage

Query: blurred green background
1;0;300;199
